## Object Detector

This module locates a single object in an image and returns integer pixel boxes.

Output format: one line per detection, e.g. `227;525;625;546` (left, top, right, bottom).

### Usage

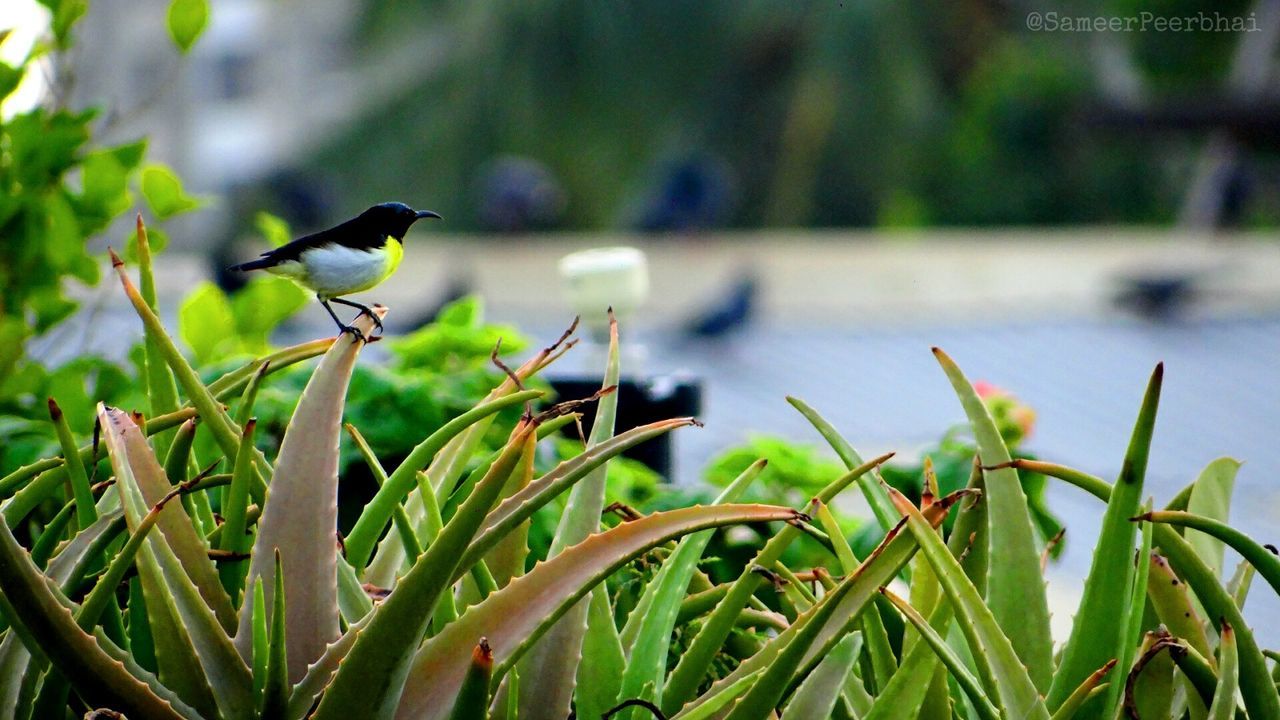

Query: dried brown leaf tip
108;246;124;267
920;456;938;512
46;397;62;420
473;637;493;666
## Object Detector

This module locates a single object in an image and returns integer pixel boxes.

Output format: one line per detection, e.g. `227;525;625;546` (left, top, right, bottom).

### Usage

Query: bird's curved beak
416;210;442;220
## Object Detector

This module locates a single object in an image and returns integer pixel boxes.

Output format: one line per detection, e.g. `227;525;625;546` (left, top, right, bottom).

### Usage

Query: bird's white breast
277;244;392;298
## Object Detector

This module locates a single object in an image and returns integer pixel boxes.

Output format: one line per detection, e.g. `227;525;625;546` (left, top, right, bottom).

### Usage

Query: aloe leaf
262;551;289;720
110;248;265;498
787;396;898;531
1109;497;1155;719
234;309;381;683
449;639;494;720
1128;631;1176;720
440;415;578;524
662;453;890;714
878;589;999;720
0;511;122;715
679;496;950;719
1226;558;1255;609
0;344;315;506
616;460;764;718
398;503;799;720
453;417;699;584
99;406;237;638
1033;461;1280;719
1138;509;1280;604
886;484;1050;720
574;583;628;720
77;492;184;632
1184;458;1241;578
219;418;258;603
780;632;860;720
1047;364;1162;712
1165;636;1222;712
313;420;538;720
815;501;896;693
251;578;267;706
30;499;77;568
47;398;97;530
1209;622;1240;720
0;504;193;717
518;312;621;720
102;404;256;720
346;423;422;563
933;347;1054;693
488;429;537;588
670;669;764;720
136;215;182;459
1050;660;1116;720
336;554;374;624
343;388;544;571
283;614;367;720
364;327;576;586
722;550;870;720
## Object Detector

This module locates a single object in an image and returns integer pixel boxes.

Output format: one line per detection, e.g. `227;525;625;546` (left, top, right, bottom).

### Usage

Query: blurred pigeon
684;273;758;338
1114;272;1200;320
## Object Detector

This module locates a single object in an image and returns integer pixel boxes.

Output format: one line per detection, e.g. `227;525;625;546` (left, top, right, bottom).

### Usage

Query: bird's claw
363;309;384;335
340;325;369;343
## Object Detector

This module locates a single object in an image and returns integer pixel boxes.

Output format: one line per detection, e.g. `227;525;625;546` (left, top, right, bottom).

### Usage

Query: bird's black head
359;202;442;239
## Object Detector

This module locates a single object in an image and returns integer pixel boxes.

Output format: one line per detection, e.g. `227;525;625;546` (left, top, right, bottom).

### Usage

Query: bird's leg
319;296;367;343
329;297;384;335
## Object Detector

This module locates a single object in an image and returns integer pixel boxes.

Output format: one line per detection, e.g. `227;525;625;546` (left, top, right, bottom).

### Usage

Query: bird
228;202;440;341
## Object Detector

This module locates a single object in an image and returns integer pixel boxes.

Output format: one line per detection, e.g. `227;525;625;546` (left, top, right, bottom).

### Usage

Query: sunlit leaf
166;0;209;52
141;164;202;217
179;281;236;363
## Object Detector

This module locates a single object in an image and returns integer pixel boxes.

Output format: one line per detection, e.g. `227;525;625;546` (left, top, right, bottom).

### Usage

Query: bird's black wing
228;215;382;271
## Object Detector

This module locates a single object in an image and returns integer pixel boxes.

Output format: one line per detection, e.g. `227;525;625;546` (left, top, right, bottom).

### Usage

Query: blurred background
4;0;1280;638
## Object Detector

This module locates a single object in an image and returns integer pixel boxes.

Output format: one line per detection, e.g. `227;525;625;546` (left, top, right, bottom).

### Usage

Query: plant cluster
0;218;1274;720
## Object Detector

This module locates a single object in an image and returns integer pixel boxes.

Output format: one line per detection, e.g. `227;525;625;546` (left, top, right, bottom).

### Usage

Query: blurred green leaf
0;62;23;101
38;0;89;46
179;282;236;364
230;277;309;351
166;0;209;52
141;164;202;218
127;226;170;263
255;211;293;248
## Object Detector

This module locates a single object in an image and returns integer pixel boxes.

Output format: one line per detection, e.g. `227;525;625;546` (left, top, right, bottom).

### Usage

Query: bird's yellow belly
270;239;403;298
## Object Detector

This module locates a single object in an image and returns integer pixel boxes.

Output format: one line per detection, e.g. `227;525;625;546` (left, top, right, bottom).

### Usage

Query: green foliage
166;0;210;53
0;2;208;487
0;272;1275;720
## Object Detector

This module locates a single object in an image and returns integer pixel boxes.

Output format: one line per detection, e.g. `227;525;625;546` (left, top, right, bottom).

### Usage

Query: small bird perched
229;202;440;340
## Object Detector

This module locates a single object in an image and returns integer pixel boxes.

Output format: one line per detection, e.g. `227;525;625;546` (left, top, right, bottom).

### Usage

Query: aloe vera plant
0;220;1276;720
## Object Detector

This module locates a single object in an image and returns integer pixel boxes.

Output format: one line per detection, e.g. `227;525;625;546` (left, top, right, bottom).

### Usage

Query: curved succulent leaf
453;417;699;584
1035;462;1280;719
933;347;1053;693
886;484;1049;720
877;589;998;720
398;504;799;720
102;404;254;720
1046;364;1161;711
519;311;620;720
344;388;544;571
615;459;763;717
0;504;195;718
663;452;894;716
779;633;859;720
235;309;382;683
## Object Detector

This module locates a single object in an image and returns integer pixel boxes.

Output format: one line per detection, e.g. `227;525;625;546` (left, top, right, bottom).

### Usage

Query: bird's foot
360;309;384;335
339;324;369;343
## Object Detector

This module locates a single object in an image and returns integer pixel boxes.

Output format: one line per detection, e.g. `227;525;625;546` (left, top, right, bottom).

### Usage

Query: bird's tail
227;258;274;272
